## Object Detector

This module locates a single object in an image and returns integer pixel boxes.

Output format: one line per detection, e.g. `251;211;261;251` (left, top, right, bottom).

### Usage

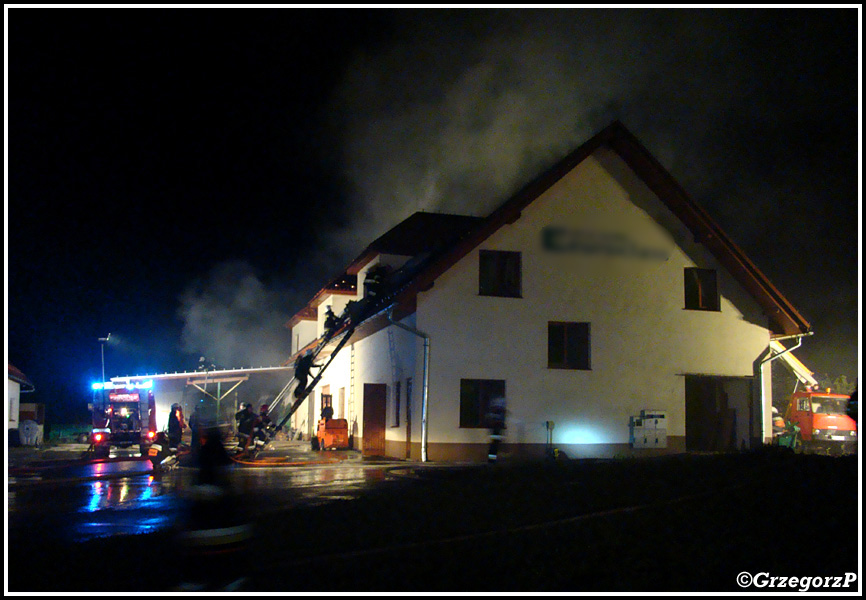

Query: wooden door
363;383;387;456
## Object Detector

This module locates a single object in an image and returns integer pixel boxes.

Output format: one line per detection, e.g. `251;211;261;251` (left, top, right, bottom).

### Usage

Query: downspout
387;306;430;462
757;331;814;442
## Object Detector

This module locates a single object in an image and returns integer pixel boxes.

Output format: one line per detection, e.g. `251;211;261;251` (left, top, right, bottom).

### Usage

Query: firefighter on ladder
324;305;340;341
293;350;320;400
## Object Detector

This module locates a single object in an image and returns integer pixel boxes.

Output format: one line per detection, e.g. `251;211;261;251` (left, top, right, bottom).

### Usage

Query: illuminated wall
413;148;771;457
8;378;21;431
297;148;776;459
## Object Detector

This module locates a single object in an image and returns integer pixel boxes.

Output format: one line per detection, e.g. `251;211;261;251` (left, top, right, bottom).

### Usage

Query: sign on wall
541;226;669;261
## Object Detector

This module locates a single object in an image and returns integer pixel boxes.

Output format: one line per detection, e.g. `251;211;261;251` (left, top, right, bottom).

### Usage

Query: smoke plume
178;260;292;368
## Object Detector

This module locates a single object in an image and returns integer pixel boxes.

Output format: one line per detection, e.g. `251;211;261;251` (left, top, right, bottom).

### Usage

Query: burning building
281;121;810;462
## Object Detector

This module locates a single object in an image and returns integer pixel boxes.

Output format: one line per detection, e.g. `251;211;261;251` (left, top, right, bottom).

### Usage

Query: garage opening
685;375;753;451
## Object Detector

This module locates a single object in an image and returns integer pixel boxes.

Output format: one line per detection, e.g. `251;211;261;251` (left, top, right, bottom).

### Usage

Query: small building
8;363;36;442
283;122;810;462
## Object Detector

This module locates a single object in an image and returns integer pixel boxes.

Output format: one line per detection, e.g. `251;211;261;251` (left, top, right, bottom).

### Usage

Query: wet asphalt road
7;446;859;592
7;441;409;544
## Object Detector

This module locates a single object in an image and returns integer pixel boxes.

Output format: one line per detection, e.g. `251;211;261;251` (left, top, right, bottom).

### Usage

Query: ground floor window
459;379;506;428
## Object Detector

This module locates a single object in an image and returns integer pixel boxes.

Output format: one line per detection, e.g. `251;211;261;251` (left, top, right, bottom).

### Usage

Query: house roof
288;121;810;340
8;363;35;392
346;212;484;274
392;121;810;336
285;212;482;327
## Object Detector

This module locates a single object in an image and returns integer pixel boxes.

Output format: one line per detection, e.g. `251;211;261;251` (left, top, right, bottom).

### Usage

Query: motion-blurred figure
176;428;251;591
486;397;507;463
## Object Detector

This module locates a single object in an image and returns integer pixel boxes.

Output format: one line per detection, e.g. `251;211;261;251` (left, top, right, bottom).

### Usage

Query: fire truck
769;340;857;455
90;381;157;457
785;388;857;455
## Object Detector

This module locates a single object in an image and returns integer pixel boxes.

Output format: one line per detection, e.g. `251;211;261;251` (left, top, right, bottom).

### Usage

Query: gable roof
289;121;809;340
392;121;810;336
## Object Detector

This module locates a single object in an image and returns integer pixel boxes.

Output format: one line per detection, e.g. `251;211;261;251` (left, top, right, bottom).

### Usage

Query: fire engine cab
785;388;857;455
90;381;157;458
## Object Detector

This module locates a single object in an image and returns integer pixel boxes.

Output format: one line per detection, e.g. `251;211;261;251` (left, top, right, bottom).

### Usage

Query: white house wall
307;318;420;447
414;149;772;459
292;320;318;355
8;379;21;431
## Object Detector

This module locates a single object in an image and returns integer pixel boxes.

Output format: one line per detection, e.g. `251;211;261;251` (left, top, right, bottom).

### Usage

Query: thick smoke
322;10;858;378
326;10;749;251
178;260;292;369
175;10;856;378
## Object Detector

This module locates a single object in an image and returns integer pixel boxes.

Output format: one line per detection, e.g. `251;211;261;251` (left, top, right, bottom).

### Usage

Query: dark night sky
7;8;861;422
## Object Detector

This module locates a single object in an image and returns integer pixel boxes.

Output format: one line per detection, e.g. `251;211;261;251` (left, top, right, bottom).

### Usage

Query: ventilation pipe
387;307;430;462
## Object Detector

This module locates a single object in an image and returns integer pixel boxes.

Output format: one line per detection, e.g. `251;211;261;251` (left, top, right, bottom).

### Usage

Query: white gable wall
413;149;771;459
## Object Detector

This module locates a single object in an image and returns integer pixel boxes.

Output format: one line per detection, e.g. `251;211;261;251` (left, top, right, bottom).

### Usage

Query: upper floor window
479;250;521;298
548;322;591;370
684;268;719;311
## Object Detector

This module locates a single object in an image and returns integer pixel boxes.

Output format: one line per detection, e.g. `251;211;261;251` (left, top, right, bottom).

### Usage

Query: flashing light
98;380;154;391
94;433;104;443
147;431;155;439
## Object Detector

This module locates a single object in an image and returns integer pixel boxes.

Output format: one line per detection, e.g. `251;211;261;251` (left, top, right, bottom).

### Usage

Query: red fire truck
785;388;857;455
90;382;157;457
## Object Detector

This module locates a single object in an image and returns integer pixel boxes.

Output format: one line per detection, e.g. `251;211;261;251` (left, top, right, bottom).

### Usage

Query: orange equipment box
317;418;349;450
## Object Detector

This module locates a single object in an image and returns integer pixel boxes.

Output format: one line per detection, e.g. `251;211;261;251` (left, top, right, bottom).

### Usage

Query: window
548;322;591;370
684;268;720;311
393;380;401;427
479;250;521;298
459;379;506;428
338;387;345;419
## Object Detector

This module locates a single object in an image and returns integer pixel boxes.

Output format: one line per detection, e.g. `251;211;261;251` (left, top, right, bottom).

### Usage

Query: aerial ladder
271;221;479;434
275;319;358;432
768;338;819;390
272;253;438;432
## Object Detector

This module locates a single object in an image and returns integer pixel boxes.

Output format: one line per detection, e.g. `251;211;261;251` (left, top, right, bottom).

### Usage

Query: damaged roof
346;212;484;274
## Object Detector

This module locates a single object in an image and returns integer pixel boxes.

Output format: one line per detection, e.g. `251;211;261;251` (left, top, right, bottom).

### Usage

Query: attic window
684;268;720;311
479;250;522;298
